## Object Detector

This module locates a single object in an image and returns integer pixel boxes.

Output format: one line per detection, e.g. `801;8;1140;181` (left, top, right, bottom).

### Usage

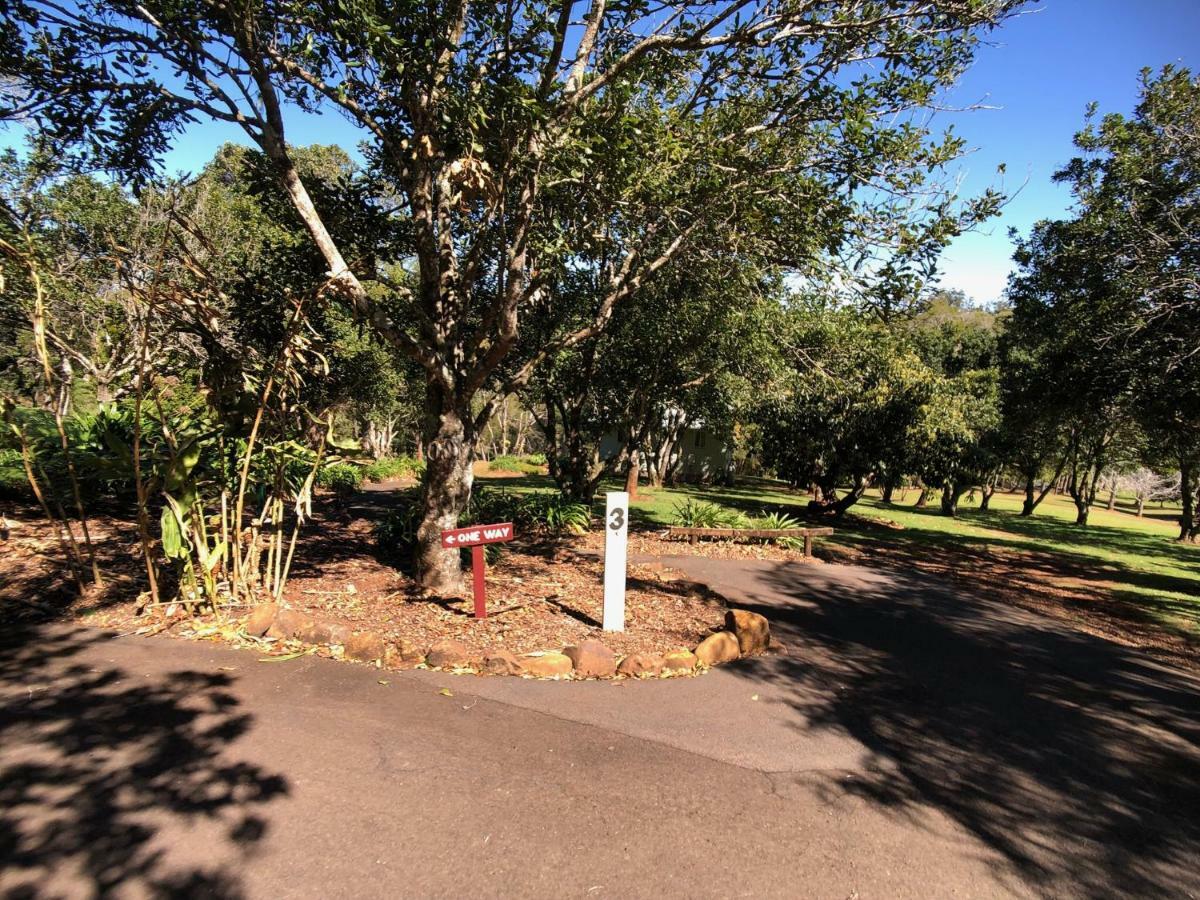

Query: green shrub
672;498;749;529
488;454;543;474
316;462;363;496
753;510;804;549
523;453;547;466
469;486;590;535
363;455;425;483
0;449;30;501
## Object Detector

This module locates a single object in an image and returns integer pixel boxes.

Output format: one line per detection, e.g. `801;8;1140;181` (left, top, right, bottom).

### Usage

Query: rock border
242;599;773;681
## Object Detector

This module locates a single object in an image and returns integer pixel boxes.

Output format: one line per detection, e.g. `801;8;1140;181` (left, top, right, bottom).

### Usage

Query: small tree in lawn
759;301;937;517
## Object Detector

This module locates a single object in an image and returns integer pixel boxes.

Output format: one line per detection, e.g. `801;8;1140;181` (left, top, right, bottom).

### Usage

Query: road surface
3;558;1198;898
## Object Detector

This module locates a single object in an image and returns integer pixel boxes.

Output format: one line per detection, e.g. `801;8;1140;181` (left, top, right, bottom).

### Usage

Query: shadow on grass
830;503;1200;634
0;622;288;897
676;558;1200;897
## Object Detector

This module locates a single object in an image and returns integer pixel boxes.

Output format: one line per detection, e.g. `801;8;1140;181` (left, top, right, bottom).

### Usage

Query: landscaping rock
343;631;386;662
383;645;424;669
694;631;740;666
267;607;315;640
661;649;698;673
725;609;771;656
295;619;334;645
482;650;524;676
244;603;277;637
427;639;473;669
396;638;427;661
563;640;616;678
521;652;573;678
617;652;664;678
328;624;353;646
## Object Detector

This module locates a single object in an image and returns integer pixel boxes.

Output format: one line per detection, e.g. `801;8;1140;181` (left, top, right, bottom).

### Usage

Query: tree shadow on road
725;562;1200;897
0;623;288;898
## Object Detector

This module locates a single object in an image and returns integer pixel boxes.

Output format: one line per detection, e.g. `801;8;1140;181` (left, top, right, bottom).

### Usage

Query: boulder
266;607;315;640
343;631;386;662
482;650;524;676
616;652;664;678
244;603;277;637
563;640;616;678
295;619;334;645
661;649;698;673
521;652;574;678
396;638;427;662
694;631;740;666
328;623;353;646
725;609;771;656
427;639;473;669
383;645;423;670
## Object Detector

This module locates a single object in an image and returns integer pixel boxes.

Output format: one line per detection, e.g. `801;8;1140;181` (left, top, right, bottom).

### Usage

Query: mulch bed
5;493;1198;676
0;500;728;660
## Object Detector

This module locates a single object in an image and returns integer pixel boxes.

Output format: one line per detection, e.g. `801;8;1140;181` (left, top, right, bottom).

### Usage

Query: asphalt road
3;559;1199;899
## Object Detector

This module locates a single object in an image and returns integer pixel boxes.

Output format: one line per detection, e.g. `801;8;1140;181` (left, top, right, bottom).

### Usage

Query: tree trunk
1180;462;1196;542
624;452;640;499
1136;495;1145;517
831;477;866;515
416;401;475;593
95;378;116;405
1106;485;1117;510
881;474;898;504
1021;474;1037;516
1074;499;1090;526
914;485;931;508
980;481;995;511
941;482;965;517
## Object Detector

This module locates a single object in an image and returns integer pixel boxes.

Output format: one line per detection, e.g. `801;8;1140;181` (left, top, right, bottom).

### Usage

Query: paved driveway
3;558;1198;898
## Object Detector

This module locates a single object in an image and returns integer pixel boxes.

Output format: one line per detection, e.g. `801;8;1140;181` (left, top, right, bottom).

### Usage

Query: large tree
1055;67;1200;538
3;0;1021;589
758;300;937;515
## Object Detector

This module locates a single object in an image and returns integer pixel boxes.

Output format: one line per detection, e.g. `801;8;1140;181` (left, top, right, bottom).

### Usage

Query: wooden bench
666;526;834;557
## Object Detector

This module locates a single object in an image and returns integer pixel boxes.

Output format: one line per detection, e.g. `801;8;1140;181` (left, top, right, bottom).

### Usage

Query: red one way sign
440;522;514;548
439;522;515;618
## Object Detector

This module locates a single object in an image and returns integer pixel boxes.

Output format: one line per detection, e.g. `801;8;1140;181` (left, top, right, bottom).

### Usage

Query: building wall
598;426;733;483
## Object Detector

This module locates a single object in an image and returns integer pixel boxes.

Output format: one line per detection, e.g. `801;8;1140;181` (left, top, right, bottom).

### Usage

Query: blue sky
935;0;1200;304
4;1;1197;305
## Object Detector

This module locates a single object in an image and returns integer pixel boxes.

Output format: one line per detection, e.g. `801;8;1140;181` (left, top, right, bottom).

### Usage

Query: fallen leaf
259;648;316;662
751;694;759;701
438;687;454;697
378;679;390;685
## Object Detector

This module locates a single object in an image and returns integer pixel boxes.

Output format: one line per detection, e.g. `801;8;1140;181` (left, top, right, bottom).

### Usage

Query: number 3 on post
603;492;629;631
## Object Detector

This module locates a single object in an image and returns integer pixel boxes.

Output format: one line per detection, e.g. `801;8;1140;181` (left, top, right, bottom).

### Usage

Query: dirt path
5;556;1199;898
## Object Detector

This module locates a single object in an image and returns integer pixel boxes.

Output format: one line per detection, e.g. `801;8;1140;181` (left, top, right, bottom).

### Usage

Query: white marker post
603;491;629;631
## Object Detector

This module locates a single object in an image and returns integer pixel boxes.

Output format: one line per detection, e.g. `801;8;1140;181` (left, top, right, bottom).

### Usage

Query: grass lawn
477;470;1200;648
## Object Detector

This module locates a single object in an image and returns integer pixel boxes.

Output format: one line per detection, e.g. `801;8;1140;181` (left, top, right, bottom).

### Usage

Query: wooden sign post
440;522;515;619
603;492;629;631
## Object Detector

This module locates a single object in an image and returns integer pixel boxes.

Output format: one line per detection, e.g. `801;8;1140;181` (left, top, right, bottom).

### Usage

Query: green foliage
753;511;805;549
672;499;749;529
363;455;424;483
0;448;28;500
469;487;590;536
373;494;422;565
488;455;543;475
315;462;363;496
754;511;803;530
757;302;938;510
